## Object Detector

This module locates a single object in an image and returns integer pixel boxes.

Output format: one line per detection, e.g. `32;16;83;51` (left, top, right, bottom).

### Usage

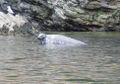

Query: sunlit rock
0;0;120;32
0;11;27;33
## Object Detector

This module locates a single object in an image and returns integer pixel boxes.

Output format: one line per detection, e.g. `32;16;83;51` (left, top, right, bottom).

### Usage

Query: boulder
0;11;27;34
0;0;120;32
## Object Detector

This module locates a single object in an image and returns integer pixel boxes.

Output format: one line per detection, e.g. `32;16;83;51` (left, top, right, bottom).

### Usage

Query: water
0;32;120;84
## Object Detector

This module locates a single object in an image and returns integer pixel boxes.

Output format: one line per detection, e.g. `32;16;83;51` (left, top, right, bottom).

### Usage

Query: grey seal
37;33;86;46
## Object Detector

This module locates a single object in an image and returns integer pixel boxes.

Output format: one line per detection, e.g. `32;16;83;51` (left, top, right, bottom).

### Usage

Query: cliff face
0;0;120;32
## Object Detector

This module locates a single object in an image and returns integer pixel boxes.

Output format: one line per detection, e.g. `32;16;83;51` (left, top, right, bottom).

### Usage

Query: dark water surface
0;32;120;84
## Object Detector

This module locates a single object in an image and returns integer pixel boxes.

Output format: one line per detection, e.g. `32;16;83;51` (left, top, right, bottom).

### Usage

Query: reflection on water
0;32;120;84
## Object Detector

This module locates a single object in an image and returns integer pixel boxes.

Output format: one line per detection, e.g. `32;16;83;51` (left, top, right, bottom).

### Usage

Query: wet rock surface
0;0;120;33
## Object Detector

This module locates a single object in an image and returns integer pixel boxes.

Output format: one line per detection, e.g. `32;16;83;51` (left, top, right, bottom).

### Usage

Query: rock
0;11;28;33
85;1;102;10
0;0;120;32
0;24;9;34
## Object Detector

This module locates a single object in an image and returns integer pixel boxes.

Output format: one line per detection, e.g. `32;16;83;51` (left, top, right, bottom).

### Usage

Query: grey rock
85;1;102;9
0;0;120;33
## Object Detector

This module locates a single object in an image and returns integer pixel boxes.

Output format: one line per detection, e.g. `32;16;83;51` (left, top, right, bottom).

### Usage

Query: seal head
38;33;46;44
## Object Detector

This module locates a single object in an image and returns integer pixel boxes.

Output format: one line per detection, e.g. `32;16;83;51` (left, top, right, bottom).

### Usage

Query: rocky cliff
0;0;120;33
